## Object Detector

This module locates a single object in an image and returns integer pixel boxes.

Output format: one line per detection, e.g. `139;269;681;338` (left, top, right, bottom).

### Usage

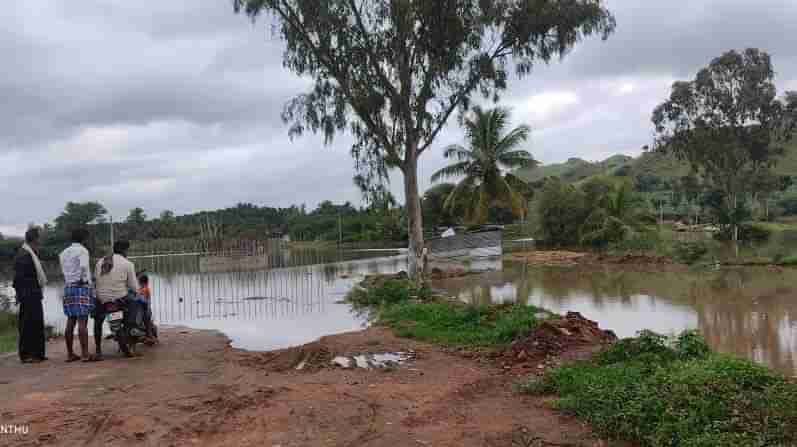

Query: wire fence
127;238;401;325
148;265;326;324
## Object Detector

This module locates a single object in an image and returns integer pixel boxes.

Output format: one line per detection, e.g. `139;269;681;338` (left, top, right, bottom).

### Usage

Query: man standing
12;228;48;363
59;228;93;362
93;240;138;360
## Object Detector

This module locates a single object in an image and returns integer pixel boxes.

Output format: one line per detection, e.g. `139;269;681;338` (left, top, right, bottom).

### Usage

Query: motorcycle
104;294;148;357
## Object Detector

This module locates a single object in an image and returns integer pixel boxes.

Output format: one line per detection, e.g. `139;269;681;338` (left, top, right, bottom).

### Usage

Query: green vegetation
537;176;654;247
517;137;797;236
347;279;432;307
516;155;634;184
521;330;797;447
0;324;17;353
2;199;411;262
348;279;547;349
779;255;797;266
526;49;797;244
381;302;546;348
431;107;535;224
0;297;16;354
670;240;710;265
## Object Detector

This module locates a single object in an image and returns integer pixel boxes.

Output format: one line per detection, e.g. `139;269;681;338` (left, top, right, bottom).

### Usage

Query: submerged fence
127;237;288;258
148;266;327;324
127;239;402;325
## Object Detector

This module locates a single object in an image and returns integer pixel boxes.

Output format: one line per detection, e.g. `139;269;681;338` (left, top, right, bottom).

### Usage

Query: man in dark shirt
12;228;47;363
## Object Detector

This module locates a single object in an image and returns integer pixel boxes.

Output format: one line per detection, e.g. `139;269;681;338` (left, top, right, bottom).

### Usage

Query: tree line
534;48;797;247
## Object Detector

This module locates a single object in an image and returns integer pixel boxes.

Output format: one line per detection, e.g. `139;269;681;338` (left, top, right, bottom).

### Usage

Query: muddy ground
0;326;628;447
504;250;686;272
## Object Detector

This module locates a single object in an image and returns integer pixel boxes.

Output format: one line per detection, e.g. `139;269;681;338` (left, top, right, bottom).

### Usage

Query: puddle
330;351;415;369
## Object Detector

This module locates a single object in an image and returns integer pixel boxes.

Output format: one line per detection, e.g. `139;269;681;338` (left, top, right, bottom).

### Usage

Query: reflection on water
4;247;796;375
148;255;407;350
436;263;797;375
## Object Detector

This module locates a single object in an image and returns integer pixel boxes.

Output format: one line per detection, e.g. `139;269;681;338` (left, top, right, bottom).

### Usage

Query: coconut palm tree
579;181;648;245
430;107;536;224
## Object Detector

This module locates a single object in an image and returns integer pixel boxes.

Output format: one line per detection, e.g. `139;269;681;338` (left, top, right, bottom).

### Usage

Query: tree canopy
652;48;797;239
126;207;148;226
234;0;616;276
431;106;535;223
54;202;107;234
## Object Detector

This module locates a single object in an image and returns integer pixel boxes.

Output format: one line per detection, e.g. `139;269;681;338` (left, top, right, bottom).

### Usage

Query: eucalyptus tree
55;202;108;234
234;0;616;277
652;48;797;241
431;106;535;224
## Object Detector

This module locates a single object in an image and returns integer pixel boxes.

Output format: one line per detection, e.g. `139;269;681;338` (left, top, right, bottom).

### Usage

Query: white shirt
94;254;139;303
59;243;91;286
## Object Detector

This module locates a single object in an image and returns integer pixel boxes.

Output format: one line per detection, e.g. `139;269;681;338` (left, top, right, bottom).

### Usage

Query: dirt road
0;327;623;447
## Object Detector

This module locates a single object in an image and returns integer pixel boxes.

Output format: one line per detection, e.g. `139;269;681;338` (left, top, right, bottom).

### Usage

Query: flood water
1;251;406;352
440;263;797;375
2;250;796;375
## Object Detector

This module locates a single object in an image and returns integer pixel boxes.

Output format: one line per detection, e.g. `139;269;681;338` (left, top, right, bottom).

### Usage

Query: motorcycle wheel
117;333;131;357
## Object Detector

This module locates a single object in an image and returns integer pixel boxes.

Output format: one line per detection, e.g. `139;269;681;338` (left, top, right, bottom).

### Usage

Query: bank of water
2;250;795;375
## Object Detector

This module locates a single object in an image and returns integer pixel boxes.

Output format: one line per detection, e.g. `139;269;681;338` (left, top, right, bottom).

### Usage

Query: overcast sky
2;0;796;236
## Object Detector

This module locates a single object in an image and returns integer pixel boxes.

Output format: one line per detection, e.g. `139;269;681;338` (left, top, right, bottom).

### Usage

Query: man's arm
80;248;92;285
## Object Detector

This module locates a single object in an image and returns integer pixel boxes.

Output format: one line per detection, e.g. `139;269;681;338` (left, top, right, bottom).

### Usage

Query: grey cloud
0;0;294;151
524;0;797;83
2;0;797;235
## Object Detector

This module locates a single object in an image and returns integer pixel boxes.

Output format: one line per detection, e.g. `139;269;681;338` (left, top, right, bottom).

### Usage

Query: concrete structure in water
425;229;502;261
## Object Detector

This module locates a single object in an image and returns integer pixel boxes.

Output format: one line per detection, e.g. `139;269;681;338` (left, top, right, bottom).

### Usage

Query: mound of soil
235;341;334;372
233;328;425;373
601;253;672;265
427;267;472;280
504;312;617;371
505;251;589;266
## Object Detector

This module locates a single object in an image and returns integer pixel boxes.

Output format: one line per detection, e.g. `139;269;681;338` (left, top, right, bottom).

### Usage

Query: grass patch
381;302;546;348
753;221;797;233
0;310;17;354
347;279;432;307
348;279;547;349
0;333;16;353
778;254;797;266
520;330;797;447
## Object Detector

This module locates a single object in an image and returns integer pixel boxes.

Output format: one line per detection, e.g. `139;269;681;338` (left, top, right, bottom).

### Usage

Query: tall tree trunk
403;152;424;280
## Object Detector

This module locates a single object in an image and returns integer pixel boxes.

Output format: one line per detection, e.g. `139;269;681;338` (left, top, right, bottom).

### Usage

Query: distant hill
517;154;634;183
517;139;797;185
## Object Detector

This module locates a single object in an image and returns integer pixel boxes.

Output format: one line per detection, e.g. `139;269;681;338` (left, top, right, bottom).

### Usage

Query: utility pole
109;215;114;252
338;214;342;246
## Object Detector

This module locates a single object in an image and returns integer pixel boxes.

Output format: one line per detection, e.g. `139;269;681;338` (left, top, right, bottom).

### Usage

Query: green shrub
610;235;659;252
598;330;677;365
673;241;709;264
743;223;773;242
347;279;424;307
779;255;797;266
522;330;797;447
776;191;797;216
537;178;589;246
674;329;711;360
715;223;772;242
